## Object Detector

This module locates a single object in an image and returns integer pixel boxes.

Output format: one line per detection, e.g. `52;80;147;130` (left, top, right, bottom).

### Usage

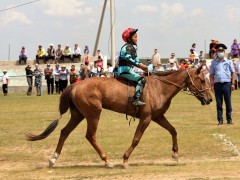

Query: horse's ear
196;66;205;80
195;66;202;75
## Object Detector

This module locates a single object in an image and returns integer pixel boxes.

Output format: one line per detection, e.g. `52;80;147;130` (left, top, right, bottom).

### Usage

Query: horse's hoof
122;163;129;169
105;162;114;168
172;154;179;162
49;158;55;168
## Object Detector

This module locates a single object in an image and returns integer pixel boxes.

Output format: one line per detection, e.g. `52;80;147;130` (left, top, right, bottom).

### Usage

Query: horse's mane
152;70;182;76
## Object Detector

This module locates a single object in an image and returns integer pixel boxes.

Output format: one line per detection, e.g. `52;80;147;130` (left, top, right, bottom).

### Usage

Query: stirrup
132;99;146;106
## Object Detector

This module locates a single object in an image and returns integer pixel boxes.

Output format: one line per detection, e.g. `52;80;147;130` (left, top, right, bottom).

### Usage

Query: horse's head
185;67;212;105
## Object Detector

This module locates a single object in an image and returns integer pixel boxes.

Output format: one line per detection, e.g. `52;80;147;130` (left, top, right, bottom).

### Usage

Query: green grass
0;91;240;179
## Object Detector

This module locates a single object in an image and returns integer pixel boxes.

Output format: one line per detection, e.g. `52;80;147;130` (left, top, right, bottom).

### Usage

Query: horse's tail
59;84;73;114
25;85;73;141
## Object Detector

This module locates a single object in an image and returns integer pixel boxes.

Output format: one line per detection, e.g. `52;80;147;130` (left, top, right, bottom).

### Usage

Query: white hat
35;64;38;66
61;65;66;68
211;38;215;41
3;70;7;72
49;43;54;46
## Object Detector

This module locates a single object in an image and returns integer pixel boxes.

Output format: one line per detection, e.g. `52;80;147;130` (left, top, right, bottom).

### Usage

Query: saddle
115;76;137;86
115;76;144;124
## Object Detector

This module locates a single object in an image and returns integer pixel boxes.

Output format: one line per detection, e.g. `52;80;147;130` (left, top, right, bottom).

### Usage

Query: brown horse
26;67;212;168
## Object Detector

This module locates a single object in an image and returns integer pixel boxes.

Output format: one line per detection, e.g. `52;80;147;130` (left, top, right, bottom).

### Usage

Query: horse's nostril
209;99;213;102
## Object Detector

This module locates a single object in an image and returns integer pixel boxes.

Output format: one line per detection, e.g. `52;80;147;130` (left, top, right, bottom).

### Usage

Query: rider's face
131;33;138;45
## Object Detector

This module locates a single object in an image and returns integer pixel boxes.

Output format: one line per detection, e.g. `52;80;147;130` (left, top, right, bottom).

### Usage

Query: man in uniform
209;43;235;125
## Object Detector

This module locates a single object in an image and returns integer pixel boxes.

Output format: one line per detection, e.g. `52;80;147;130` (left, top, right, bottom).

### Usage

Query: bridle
185;68;210;98
151;69;210;98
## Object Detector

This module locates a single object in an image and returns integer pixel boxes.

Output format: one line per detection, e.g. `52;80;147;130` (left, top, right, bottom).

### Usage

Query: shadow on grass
34;161;186;170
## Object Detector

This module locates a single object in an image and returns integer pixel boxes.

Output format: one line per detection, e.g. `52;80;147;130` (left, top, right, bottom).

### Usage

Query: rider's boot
132;97;146;106
132;77;146;106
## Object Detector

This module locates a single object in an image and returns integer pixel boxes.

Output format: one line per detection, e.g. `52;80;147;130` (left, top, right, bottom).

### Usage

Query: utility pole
110;0;115;67
93;0;107;57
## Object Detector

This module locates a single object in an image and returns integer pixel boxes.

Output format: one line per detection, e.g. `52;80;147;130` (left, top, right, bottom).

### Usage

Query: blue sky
1;0;240;61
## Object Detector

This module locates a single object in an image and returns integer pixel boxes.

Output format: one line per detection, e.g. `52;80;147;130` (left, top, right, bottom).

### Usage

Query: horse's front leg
153;115;178;161
122;117;151;169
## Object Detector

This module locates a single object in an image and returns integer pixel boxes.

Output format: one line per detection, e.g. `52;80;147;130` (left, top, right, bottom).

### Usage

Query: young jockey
118;28;148;106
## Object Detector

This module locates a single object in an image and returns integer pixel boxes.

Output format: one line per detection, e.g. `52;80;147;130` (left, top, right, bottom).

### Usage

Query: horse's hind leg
49;108;84;167
153;115;178;161
85;117;113;168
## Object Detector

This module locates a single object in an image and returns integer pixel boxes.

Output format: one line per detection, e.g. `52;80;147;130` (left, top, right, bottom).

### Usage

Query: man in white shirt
2;70;9;96
72;44;81;62
168;53;179;67
54;64;60;94
152;49;161;70
96;49;103;60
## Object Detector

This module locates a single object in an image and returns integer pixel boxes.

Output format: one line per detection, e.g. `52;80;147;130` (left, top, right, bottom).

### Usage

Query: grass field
0;90;240;179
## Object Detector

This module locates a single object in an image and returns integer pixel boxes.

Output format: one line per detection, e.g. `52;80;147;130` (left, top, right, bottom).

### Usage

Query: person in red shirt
97;56;103;73
179;59;189;69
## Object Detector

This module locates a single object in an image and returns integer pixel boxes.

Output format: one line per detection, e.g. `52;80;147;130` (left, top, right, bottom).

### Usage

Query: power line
0;0;40;12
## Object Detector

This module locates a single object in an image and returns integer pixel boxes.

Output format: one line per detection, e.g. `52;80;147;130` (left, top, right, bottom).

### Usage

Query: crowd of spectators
19;43;90;65
2;38;240;96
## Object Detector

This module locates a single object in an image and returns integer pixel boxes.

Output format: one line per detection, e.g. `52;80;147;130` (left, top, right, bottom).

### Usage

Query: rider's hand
138;63;148;72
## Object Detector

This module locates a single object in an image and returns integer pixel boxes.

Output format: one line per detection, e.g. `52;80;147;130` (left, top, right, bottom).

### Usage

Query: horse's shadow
35;161;186;170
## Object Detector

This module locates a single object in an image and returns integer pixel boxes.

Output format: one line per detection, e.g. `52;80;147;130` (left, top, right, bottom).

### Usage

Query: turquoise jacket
118;43;140;75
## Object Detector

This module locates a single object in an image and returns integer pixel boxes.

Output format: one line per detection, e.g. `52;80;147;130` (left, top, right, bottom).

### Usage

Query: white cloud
189;8;203;17
226;5;240;23
0;10;31;25
41;0;93;17
183;8;204;19
132;4;158;13
161;2;184;17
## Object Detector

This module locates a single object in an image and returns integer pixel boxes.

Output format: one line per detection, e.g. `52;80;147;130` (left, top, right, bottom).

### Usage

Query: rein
152;69;209;97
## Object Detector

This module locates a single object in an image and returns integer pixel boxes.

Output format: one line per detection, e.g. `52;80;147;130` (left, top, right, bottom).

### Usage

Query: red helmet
122;28;138;42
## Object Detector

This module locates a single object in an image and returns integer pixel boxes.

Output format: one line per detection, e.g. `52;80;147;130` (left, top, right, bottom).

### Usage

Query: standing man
59;65;68;93
33;64;43;96
54;63;60;94
236;60;240;88
152;49;161;70
2;70;9;96
69;65;77;84
209;44;235;125
44;64;54;95
25;64;33;96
